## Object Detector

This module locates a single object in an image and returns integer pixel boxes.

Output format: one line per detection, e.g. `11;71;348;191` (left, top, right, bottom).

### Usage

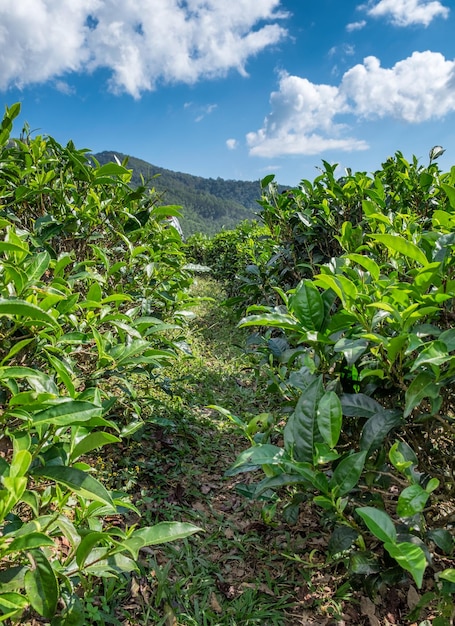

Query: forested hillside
93;150;274;235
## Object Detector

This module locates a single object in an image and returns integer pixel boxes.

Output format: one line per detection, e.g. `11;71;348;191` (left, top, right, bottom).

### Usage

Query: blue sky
1;0;454;186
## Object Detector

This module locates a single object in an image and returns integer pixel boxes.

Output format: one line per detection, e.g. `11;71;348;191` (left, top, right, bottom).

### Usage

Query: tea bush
217;148;455;621
0;103;200;624
185;220;276;303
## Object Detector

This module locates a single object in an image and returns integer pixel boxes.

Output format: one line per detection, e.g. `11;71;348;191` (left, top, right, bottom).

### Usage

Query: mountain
93;151;269;236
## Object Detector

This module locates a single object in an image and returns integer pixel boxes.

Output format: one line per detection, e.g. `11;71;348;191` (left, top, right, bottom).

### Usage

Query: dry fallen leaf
240;582;276;597
407;585;420;611
130;576;140;598
210;592;223;613
163;602;178;626
360;596;381;626
224;527;234;539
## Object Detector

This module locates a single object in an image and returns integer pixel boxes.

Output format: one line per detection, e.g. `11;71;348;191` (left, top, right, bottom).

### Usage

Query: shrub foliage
215;147;455;617
0;103;200;624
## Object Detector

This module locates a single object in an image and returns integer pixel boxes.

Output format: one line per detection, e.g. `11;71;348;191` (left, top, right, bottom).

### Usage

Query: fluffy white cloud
247;51;455;157
342;51;455;122
247;73;368;157
346;20;367;32
363;0;449;27
0;0;93;88
226;138;238;150
0;0;287;97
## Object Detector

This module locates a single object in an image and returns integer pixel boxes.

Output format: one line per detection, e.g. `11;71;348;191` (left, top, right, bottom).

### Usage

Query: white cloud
346;20;367;31
247;72;368;157
261;165;282;172
0;0;288;97
363;0;449;27
194;103;218;122
328;44;355;58
342;51;455;122
247;51;455;157
226;138;238;150
54;80;76;95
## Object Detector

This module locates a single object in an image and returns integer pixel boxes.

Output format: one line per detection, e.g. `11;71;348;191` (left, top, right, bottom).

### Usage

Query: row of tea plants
0;104;201;624
215;148;455;623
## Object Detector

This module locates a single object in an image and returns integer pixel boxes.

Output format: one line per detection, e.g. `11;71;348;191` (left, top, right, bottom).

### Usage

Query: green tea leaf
345;253;380;281
70;432;121;462
30;466;114;507
0;299;58;328
356;506;397;544
404;372;440;417
10;450;32;477
383;542;427;588
5;532;55;555
333;338;368;366
314;274;357;308
75;531;109;568
50;592;85;626
341;393;384;418
46;354;76;397
438;328;455;352
94;162;130;179
130;521;202;548
239;313;301;332
411;341;451;372
317;391;342;448
368;234;428;265
228;444;285;474
24;550;58;618
441;183;455;209
330;451;367;496
32;400;102;426
0;592;28;621
426;529;453;554
25;251;51;283
328;525;358;557
360;410;402;455
439;569;455;583
0;338;35;367
284;377;324;464
0;242;29;254
288;280;324;331
396;484;430;517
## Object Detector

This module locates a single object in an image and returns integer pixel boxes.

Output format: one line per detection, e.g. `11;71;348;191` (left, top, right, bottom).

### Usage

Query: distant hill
93;151;271;236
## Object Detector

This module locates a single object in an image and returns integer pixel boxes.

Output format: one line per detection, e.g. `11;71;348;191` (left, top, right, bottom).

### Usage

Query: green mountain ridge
93;150;274;236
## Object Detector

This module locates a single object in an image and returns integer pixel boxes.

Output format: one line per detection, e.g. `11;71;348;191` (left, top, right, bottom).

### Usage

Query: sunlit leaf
32;400;102;426
396;484;430;517
0;299;58;328
30;466;114;507
384;542;427;588
368;234;428;265
70;432;121;462
0;592;28;621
